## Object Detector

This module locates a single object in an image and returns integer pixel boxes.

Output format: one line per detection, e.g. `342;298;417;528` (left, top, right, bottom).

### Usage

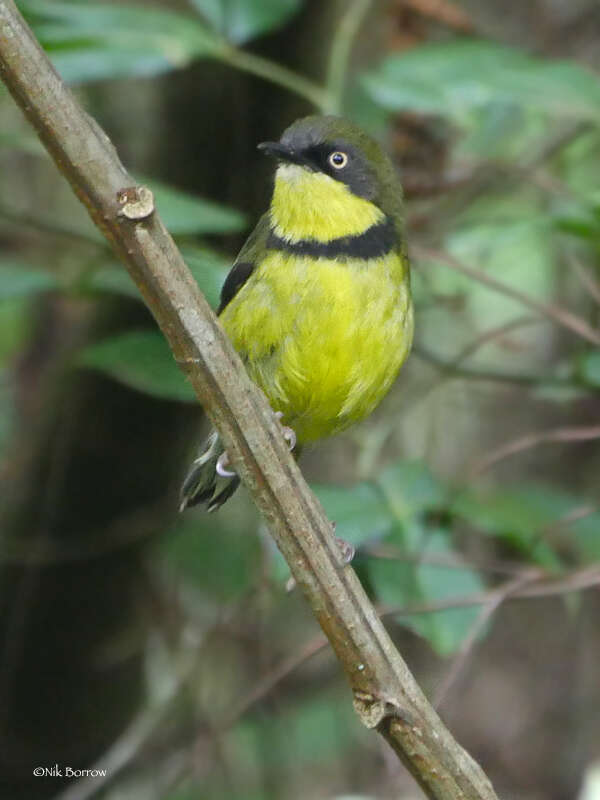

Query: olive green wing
179;214;271;512
217;213;270;314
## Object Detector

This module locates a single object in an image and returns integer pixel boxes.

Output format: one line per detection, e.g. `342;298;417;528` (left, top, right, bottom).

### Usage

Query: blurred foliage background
1;0;600;798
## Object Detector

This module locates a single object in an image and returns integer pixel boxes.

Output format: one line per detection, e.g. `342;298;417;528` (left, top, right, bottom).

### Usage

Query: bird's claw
330;521;354;564
335;536;355;565
216;451;236;478
274;411;297;452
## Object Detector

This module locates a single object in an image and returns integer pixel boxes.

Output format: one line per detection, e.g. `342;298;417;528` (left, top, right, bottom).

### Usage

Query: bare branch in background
413;344;575;387
470;424;600;476
414;245;600;346
433;572;538;709
566;252;600;307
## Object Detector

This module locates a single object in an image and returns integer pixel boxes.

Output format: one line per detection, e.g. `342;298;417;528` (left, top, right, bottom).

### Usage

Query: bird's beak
257;141;302;165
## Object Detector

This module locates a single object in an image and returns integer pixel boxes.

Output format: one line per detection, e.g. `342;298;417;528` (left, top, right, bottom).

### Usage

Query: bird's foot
215;411;296;481
274;411;297;451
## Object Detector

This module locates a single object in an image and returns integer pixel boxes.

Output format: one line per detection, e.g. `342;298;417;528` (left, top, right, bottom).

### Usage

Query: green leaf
84;266;140;301
408;532;486;656
377;460;445;518
555;198;600;242
41;48;175;85
312;462;483;654
559;129;600;200
0;261;58;300
182;247;229;310
190;0;302;44
571;510;600;560
453;485;576;566
455;484;600;563
309;461;444;552
160;515;260;601
557;215;600;241
363;41;600;124
368;529;485;656
85;247;229;309
146;179;246;236
78;329;197;403
376;460;445;550
578;350;600;387
20;0;221;83
0;300;31;364
0;369;16;460
312;482;395;548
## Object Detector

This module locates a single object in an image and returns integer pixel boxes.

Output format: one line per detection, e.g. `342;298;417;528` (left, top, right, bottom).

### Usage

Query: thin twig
433;572;538;709
566;252;600;307
381;564;600;616
222;633;329;730
222;564;600;730
450;316;538;364
417;121;590;237
0;200;105;247
413;245;600;347
414;344;576;387
363;545;534;577
542;504;598;540
515;564;600;598
470;424;600;476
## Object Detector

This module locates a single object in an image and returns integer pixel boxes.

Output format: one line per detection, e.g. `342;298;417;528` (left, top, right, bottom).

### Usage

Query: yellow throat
270;164;385;242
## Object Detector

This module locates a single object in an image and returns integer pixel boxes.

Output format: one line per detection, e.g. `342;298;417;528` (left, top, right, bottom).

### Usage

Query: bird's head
258;116;403;244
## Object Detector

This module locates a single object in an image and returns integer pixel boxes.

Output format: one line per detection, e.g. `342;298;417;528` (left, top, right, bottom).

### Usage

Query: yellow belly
220;250;413;443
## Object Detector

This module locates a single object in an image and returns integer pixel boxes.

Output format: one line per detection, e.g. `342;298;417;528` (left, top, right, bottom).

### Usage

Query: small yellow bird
181;115;413;511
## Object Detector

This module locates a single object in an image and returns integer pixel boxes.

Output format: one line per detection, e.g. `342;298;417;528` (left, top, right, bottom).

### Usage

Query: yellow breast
220;249;413;443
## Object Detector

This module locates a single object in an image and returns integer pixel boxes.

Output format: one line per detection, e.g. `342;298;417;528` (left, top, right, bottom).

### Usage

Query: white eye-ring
328;151;348;169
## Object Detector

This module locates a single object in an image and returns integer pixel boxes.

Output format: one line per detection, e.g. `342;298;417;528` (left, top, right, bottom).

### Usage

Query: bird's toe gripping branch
217;411;297;480
335;536;356;565
274;411;297;451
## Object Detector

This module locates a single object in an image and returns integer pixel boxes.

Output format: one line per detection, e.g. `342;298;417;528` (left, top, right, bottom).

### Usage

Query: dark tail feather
179;430;240;512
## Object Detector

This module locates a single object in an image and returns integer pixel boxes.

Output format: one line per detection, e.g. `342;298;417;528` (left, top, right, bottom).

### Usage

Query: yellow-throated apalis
180;115;414;514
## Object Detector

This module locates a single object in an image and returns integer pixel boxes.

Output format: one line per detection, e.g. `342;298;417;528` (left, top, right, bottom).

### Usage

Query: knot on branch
117;185;155;220
353;688;411;730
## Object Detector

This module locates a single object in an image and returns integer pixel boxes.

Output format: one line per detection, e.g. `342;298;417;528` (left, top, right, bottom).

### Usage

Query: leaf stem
220;45;333;112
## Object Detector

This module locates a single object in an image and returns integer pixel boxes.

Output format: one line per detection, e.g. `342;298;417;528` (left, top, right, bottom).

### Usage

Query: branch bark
0;3;499;798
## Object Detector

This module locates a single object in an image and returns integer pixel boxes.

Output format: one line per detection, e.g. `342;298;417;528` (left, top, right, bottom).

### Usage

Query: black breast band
267;216;397;260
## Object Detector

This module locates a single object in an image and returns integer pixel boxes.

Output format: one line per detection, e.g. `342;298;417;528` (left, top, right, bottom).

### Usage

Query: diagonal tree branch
0;3;499;798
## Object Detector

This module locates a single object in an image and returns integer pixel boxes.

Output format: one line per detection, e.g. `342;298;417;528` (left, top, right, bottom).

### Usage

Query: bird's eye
328;151;348;169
